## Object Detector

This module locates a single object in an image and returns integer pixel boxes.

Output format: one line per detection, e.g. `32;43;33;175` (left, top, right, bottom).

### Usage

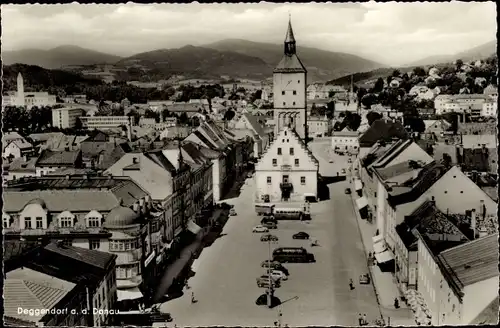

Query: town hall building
255;18;319;203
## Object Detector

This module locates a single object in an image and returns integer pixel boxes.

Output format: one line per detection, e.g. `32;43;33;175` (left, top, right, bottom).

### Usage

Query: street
160;139;380;326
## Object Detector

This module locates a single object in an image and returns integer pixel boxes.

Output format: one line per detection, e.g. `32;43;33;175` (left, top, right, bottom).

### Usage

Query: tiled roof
82;130;111;142
182;142;209;165
371;139;413;168
144;150;176;173
36;149;81;166
273;54;307;73
5;268;76;323
10;139;33;150
359;119;408;147
4;177;147;212
44;242;116;270
374;160;423;181
3;131;25;143
6;157;37;172
242;113;266;137
437;233;499;294
28;132;65;143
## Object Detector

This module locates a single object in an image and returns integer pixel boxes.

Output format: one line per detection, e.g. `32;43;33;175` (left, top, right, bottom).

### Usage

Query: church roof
285;18;296;43
274;54;307;73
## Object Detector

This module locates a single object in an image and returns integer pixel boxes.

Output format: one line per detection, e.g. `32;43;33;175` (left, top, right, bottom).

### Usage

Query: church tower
273;16;308;140
17;73;25;107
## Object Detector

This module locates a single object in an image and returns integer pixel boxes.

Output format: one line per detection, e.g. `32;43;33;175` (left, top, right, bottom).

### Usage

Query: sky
2;1;497;66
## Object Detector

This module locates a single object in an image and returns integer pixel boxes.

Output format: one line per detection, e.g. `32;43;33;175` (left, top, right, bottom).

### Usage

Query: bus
272;247;315;263
273;208;303;220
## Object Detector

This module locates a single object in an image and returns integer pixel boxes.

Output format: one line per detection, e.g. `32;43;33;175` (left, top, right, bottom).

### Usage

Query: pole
267;238;272;308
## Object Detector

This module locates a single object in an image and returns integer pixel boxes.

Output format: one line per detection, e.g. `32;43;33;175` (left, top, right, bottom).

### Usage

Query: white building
331;131;359;154
481;101;497;117
2;73;56;109
307;116;331;137
52;107;85;129
273;18;308;140
255;126;319;202
3;140;33;160
79;116;134;131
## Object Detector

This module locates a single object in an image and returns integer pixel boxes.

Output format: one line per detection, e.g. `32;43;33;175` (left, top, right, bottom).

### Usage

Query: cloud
1;2;496;65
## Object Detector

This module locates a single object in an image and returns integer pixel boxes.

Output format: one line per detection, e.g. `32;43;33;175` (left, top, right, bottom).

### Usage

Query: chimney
132;157;139;164
470;209;477;239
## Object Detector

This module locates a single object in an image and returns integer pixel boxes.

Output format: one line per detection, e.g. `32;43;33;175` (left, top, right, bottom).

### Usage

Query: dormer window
88;217;101;227
60;217;74;228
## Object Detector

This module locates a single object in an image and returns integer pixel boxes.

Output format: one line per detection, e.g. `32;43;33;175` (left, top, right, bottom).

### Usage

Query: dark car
256;294;281;307
261;260;290;276
260;234;279;242
261;216;277;225
292;232;310;240
345;188;351;194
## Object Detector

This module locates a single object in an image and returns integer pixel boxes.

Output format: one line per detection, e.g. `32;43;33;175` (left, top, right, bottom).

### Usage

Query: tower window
298;80;300;83
293;90;297;95
295;159;300;166
272;159;277;166
301;176;306;185
293;102;296;105
290;147;294;155
267;177;272;184
277;147;282;155
282;91;285;95
283;102;286;106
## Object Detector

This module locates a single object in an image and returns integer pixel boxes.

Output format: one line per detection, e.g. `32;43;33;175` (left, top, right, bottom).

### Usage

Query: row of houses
2;119;256;320
349;118;498;325
434;85;498;117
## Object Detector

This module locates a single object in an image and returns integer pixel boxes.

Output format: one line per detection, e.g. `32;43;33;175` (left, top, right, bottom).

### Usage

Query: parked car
261;261;290;276
345;188;351;194
253;225;269;233
258;274;280;282
229;208;237;216
341;168;346;174
263;221;277;229
292;232;310;240
260;234;279;242
256;276;281;288
261;216;277;225
329;160;334;163
267;269;288;281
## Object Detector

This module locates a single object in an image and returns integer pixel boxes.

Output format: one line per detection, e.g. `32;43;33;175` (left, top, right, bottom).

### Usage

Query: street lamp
267;235;278;308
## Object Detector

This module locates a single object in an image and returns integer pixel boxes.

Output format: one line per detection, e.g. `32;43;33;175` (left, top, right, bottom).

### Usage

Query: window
24;217;32;229
267;177;272;184
295;159;299;166
60;217;73;228
89;239;100;250
277;147;282;155
272;159;277;166
36;217;43;229
293;90;297;95
293;102;296;105
301;176;306;185
282;91;285;95
283;102;286;106
290;147;294;155
88;217;101;227
298;80;300;83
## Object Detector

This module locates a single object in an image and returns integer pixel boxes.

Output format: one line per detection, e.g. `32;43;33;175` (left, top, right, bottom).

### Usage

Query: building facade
52;107;85;129
331;131;360;154
255;126;319;202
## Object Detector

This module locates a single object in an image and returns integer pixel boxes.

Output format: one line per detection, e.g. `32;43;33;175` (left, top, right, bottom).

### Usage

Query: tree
144;109;160;123
442;153;452;168
372;78;384;93
392;69;401;78
326;101;335;119
250;90;263;103
178;112;189;125
366;111;383;126
455;59;464;71
126;109;141;125
328;90;336;98
223;110;235;121
361;94;377;108
413;67;427;77
346;113;361;131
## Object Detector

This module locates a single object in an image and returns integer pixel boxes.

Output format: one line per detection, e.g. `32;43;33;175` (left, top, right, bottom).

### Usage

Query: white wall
462;276;500;324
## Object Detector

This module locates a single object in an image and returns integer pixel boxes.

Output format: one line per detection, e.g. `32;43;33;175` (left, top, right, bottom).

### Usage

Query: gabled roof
358;119;408;147
144;150;177;173
9;139;33;150
3;131;25;143
82;130;111;142
6;157;37;172
44;242;116;270
36;149;81;166
5;267;76;324
242;113;266;137
436;233;499;301
182;142;209;166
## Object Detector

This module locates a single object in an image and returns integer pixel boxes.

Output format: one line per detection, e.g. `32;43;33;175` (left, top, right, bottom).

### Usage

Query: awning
354;179;363;191
356;196;369;210
117;287;143;301
375;250;394;264
187;220;202;235
373;237;387;254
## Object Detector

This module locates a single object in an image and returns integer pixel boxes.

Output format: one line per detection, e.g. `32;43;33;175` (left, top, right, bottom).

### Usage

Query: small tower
284;15;296;56
17;73;25;107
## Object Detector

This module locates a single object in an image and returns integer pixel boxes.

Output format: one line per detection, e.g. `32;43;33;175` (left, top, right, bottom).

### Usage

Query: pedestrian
394;297;400;309
349;278;354;290
358;313;363;326
191;291;195;303
363;314;367;326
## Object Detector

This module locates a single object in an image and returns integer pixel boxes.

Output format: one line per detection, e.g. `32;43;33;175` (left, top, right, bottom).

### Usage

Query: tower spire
284;15;296;56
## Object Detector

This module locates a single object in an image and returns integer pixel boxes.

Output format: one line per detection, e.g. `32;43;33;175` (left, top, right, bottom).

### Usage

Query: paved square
160;140;381;326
